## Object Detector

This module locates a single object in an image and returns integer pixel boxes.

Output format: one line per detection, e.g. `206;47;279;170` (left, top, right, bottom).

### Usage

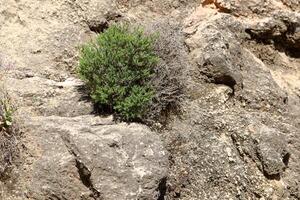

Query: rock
186;15;244;90
256;126;289;176
185;13;287;111
16;115;168;200
1;0;300;200
163;6;300;200
165;101;289;199
163;88;293;199
281;0;300;11
232;123;289;177
0;1;169;199
246;10;300;50
3;76;94;117
201;0;299;16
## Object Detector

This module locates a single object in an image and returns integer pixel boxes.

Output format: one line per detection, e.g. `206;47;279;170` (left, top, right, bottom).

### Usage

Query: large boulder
6;115;168;200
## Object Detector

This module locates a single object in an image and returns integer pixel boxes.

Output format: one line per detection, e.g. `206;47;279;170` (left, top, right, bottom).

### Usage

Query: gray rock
0;1;170;199
163;8;299;200
4;76;94;117
18;115;168;200
232;123;289;177
186;14;287;111
1;0;300;200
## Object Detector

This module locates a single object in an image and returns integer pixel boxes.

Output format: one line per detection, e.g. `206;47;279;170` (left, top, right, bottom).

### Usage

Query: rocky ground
0;0;299;199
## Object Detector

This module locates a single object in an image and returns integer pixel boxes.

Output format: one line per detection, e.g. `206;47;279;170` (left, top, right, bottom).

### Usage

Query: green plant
78;24;159;121
0;94;14;130
0;91;18;181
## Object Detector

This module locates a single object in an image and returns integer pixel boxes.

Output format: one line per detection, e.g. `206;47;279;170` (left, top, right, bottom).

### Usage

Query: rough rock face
202;0;299;16
185;13;288;111
0;0;300;200
163;4;300;200
1;116;168;200
18;116;168;200
245;11;300;50
0;0;168;199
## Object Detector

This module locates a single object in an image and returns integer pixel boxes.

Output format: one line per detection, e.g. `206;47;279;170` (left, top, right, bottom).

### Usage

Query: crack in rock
157;177;167;200
60;134;102;200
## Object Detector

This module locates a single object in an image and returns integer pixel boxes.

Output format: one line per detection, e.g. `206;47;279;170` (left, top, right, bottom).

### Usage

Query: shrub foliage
0;89;19;181
78;24;159;120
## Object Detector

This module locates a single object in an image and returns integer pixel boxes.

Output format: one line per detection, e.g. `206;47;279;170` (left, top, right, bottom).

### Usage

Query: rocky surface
18;116;168;200
0;0;299;200
163;4;300;199
0;1;168;199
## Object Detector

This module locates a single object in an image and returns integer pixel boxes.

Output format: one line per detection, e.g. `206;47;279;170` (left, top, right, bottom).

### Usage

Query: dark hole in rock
283;96;288;104
283;152;291;166
213;75;236;93
157;177;167;200
75;160;101;199
75;160;92;190
263;171;281;181
174;192;181;198
88;13;123;34
88;21;109;33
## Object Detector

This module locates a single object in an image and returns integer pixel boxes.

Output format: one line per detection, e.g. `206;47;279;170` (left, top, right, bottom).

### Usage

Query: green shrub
78;24;159;121
0;89;18;181
0;92;14;130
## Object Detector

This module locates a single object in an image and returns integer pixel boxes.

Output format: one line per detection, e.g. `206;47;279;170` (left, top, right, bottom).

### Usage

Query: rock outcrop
18;116;168;200
162;3;300;199
0;0;299;200
0;1;168;199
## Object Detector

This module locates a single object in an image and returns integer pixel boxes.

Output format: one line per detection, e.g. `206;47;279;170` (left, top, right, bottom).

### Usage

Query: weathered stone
0;1;170;199
19;115;168;200
1;0;300;200
202;0;299;16
233;123;289;177
164;5;300;200
186;13;287;111
3;76;93;117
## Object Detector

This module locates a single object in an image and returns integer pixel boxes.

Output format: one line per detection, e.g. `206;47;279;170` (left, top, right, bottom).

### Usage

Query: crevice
157;177;167;200
88;21;109;33
202;0;214;6
230;133;245;159
214;1;232;14
87;13;122;34
201;0;232;14
49;193;68;200
283;152;290;166
253;192;262;199
75;159;102;199
213;75;236;95
60;135;102;200
200;61;237;94
245;23;300;59
263;171;281;181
